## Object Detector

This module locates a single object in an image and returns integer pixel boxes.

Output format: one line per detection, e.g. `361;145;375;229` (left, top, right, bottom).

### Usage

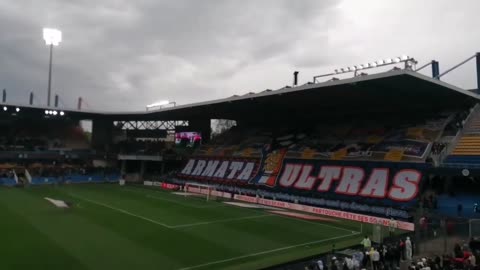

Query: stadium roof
2;69;479;121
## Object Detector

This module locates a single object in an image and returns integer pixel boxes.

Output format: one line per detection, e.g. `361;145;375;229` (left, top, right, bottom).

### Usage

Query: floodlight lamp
146;100;170;108
340;68;345;72
43;28;62;46
60;111;65;116
334;69;338;74
45;110;49;114
385;58;392;64
52;110;57;115
394;57;401;63
2;106;7;111
401;55;409;61
370;62;377;67
15;107;20;112
377;60;384;65
363;63;369;68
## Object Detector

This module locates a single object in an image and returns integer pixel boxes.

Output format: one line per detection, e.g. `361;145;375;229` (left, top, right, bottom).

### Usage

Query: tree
211;119;236;138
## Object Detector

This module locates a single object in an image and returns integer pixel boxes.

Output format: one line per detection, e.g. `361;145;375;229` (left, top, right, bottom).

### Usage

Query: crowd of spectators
0;137;51;151
431;143;448;155
25;163;119;178
0;169;14;178
302;236;480;270
304;236;412;270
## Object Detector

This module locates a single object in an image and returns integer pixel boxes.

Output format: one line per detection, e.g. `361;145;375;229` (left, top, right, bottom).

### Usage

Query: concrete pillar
140;161;146;180
121;160;126;175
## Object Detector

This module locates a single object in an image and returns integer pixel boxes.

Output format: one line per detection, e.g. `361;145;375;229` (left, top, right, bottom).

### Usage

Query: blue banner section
28;174;121;185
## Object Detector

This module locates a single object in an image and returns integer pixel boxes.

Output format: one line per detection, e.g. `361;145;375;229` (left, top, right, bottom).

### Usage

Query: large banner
233;194;414;231
180;158;425;201
179;157;262;183
178;151;428;218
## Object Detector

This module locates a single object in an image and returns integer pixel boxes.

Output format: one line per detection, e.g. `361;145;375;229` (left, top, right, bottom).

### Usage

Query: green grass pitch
0;184;366;270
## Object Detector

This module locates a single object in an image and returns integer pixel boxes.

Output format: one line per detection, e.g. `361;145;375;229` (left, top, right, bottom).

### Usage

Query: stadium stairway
444;106;480;165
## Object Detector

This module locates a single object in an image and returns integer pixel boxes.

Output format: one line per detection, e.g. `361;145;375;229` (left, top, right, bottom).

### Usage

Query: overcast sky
1;0;479;111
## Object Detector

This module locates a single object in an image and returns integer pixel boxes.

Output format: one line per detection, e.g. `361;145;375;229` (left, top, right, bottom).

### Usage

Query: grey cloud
0;0;479;112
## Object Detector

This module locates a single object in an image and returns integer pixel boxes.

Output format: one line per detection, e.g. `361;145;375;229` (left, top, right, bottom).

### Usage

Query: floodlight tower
43;28;62;107
146;100;176;111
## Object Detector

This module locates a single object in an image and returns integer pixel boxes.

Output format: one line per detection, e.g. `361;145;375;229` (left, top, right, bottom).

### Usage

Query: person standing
330;257;339;270
371;248;380;270
361;235;371;251
316;259;324;270
399;239;405;261
405;237;413;261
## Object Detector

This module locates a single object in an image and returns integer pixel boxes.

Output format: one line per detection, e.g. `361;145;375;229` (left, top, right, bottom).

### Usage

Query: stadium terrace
2;53;480;270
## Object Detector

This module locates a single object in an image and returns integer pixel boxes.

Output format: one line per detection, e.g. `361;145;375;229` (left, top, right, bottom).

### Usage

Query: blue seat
0;177;16;186
31;177;58;185
444;155;480;164
105;174;121;182
65;174;106;183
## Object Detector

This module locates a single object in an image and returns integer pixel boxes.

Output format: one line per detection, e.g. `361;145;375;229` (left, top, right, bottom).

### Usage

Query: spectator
352;251;363;270
316;259;324;270
371;248;380;270
470;237;480;253
361;236;371;251
330;257;339;270
454;243;463;258
342;258;353;270
405;237;413;261
468;253;476;267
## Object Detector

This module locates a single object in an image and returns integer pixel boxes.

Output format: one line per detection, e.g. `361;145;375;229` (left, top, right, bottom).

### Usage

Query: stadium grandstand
2;54;480;270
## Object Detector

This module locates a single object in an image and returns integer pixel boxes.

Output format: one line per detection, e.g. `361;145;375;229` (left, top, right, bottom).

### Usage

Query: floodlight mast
312;56;417;83
43;28;62;107
145;100;176;111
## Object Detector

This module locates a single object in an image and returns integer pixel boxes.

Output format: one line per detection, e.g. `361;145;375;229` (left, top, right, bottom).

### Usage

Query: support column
140;161;146;180
476;52;480;94
121;160;126;175
432;60;440;79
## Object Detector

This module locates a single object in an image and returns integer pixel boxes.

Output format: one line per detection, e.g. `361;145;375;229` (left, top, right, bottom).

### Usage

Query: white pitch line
121;187;224;209
178;232;361;270
69;193;173;229
171;214;273;228
146;195;225;209
272;213;358;234
69;193;270;230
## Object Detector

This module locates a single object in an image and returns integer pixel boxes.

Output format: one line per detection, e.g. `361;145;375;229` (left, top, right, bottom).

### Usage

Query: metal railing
439;104;480;163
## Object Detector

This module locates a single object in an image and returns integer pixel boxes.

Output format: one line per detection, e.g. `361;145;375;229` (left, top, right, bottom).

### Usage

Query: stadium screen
175;132;202;147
